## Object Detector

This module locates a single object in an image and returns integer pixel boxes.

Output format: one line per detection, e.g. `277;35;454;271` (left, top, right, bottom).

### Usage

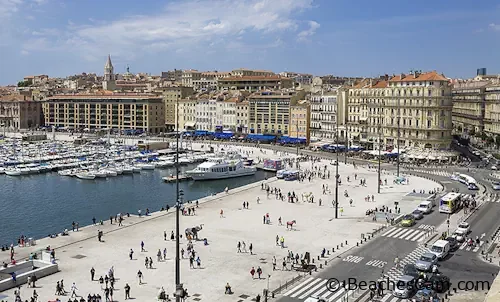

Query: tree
495;135;500;148
17;81;28;87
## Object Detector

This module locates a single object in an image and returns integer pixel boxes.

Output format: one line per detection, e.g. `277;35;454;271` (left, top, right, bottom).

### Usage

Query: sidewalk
0;144;440;302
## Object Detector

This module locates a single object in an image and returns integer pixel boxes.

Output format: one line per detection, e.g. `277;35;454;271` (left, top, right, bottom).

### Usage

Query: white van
417;201;433;214
429;240;450;260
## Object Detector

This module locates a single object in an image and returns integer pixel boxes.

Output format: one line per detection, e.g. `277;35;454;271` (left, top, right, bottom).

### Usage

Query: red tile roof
389;71;447;82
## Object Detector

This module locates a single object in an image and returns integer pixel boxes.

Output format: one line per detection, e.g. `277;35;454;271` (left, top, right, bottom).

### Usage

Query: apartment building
0;94;42;130
289;104;311;143
195;99;217;131
157;86;194;131
347;71;453;150
43;93;165;133
485;84;500;136
220;98;237;131
176;99;197;130
218;75;294;92
231;68;274;77
181;70;231;90
310;92;338;140
248;93;292;135
236;101;249;133
452;81;488;135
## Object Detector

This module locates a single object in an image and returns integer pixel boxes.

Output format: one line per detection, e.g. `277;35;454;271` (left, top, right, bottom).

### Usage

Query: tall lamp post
377;100;382;194
335;100;339;219
174;99;185;301
396;97;400;177
296;119;299;156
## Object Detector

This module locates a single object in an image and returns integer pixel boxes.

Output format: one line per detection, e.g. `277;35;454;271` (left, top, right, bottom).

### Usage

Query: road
276;164;500;302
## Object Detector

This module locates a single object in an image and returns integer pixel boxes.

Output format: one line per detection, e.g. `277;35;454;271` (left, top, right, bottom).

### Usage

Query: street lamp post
175;99;184;301
335;101;339;219
377;101;382;194
296;119;299;156
397;97;400;177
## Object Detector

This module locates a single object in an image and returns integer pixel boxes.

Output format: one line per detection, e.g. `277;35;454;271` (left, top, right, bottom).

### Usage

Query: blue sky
1;0;499;85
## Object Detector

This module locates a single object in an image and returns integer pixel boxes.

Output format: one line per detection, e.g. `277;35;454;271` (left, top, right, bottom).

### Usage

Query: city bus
439;192;462;214
457;174;477;186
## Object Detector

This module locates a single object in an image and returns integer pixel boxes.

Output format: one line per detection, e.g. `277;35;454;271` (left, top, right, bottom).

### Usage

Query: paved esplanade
1;145;440;302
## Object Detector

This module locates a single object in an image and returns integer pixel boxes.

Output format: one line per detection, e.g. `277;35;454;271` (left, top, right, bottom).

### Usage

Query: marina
0;138;277;244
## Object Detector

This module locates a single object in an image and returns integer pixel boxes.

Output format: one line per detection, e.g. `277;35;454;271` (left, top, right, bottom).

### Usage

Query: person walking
257;266;263;279
237;241;241;253
141;241;145;252
250;267;256;279
124;283;131;299
90;267;95;281
249;243;253;255
129;248;134;260
164;231;167;241
70;282;78;298
137;270;143;285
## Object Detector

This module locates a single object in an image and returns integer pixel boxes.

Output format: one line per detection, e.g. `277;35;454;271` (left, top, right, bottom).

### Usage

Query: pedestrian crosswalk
352;290;404;302
457;240;485;253
409;169;452;177
283;277;405;302
380;226;432;242
384;245;429;282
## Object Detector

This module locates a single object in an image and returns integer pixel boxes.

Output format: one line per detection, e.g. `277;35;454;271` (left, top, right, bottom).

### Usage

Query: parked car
493;182;500;190
415;252;438;272
412;209;424;220
401;214;416;227
444;237;459;250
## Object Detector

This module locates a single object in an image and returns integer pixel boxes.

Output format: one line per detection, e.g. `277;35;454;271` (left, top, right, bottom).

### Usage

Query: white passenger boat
132;166;142;173
0;167;5;174
186;157;256;180
76;171;96;180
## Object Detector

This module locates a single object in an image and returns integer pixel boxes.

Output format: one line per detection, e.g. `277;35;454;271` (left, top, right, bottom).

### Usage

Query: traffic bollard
341;243;343;247
337;245;339;249
332;248;335;252
327;250;330;255
318;256;320;260
325;261;327;265
357;242;359;247
346;240;348;245
320;264;323;269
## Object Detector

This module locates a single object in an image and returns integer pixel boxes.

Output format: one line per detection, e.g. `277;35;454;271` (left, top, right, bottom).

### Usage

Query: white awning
185;122;196;127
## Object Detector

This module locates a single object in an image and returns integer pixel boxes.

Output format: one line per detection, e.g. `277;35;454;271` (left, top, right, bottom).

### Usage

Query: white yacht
76;171;96;180
94;170;108;178
5;168;21;176
139;163;155;170
186;157;256;180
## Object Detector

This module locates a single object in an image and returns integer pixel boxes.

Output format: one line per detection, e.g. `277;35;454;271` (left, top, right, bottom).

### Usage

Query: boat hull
187;168;256;180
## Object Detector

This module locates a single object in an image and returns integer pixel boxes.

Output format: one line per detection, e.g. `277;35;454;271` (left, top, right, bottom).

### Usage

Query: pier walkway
0;143;440;302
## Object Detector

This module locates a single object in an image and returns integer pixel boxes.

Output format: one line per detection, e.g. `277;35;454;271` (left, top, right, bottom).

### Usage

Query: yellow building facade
43;93;165;133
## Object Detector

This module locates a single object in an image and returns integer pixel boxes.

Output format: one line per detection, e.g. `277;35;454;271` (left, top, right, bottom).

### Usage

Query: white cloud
0;0;23;18
297;20;320;41
20;50;29;55
489;23;500;31
59;0;315;60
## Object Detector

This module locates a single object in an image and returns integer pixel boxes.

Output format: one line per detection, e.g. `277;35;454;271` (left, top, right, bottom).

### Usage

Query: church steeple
103;54;116;91
104;54;114;78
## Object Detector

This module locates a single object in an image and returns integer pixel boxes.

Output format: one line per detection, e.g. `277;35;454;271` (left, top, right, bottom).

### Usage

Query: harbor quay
0;145;440;302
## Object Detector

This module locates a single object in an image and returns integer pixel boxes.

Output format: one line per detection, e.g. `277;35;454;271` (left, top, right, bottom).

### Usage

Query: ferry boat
186;157;256;180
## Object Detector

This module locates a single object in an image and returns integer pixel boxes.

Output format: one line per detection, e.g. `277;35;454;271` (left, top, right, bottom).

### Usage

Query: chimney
400;73;405;80
370;79;373;87
385;74;389;81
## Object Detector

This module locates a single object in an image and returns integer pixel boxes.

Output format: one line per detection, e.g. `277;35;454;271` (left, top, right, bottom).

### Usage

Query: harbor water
0;165;274;245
